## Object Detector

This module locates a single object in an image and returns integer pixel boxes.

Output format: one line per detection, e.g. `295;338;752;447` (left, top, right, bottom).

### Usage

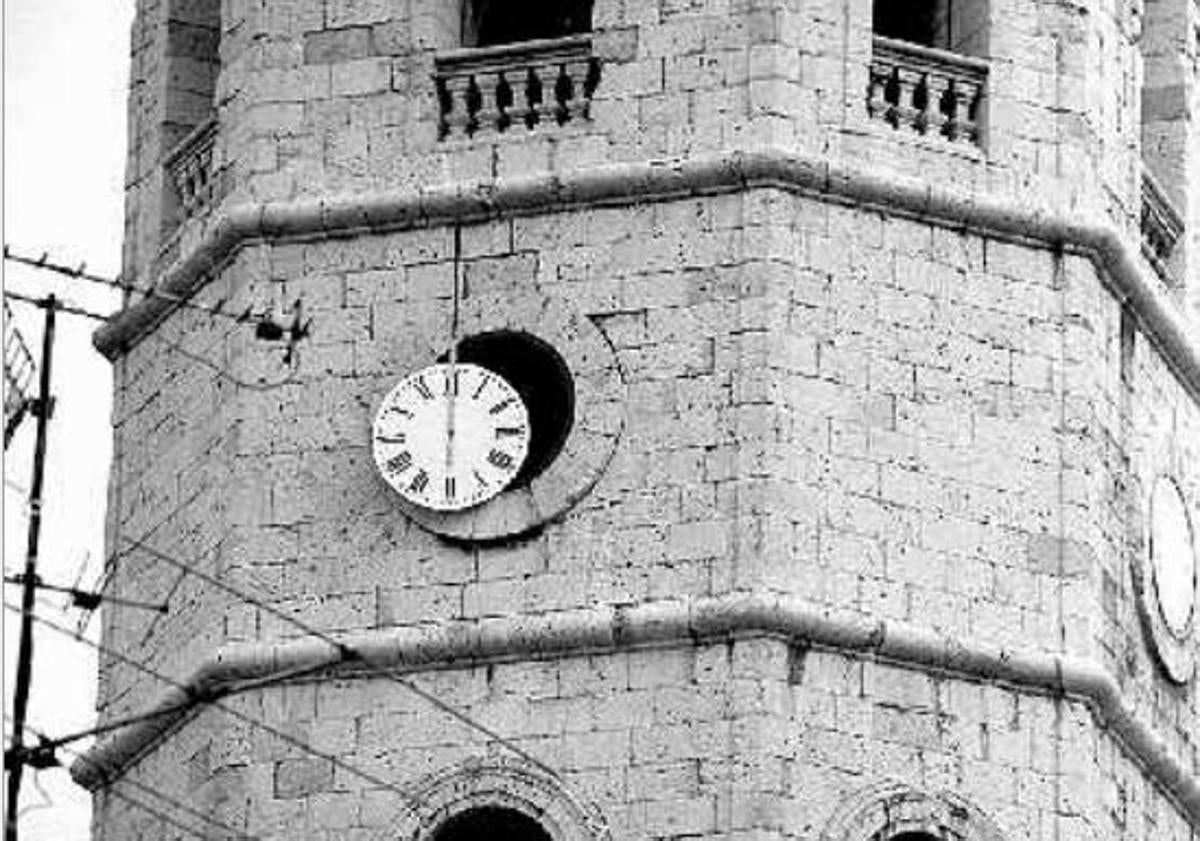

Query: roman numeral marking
376;433;407;444
408;470;429;493
444;476;456;501
473;469;489;488
444;370;459;396
495;426;525;438
385;407;414;418
487;449;514;470
489;398;515;415
385;451;413;474
413;377;433;400
472;375;492;400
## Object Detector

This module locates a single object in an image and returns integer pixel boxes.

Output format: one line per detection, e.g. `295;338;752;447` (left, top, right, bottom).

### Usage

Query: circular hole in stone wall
443;330;575;489
431;806;553;841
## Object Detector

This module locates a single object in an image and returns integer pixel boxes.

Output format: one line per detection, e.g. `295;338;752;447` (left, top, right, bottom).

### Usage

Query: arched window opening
431;806;553;841
820;781;1006;841
463;0;593;48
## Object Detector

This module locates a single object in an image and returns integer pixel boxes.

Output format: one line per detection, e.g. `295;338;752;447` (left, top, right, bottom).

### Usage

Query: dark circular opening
444;330;574;489
886;833;941;841
431;806;552;841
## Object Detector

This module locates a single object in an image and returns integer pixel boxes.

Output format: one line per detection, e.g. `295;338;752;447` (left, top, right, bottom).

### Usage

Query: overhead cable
2;602;427;815
123;536;559;778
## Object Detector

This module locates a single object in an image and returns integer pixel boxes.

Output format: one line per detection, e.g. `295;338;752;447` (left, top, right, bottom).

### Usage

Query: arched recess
820;780;1007;841
397;757;611;841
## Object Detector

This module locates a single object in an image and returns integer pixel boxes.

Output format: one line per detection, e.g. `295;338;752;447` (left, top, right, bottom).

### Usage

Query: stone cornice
95;147;1200;404
71;592;1200;828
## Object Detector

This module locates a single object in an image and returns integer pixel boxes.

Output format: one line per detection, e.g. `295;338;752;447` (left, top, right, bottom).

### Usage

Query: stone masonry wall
1068;246;1200;783
100;189;1198;834
126;0;1178;297
92;640;1197;841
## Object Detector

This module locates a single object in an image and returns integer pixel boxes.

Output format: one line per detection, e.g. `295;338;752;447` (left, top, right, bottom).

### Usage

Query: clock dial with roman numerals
372;363;530;511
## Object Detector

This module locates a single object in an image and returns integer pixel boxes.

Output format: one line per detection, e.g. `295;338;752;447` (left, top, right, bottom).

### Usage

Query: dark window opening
872;0;988;56
873;0;951;48
443;330;575;489
464;0;592;48
431;806;553;841
884;832;942;841
162;0;222;230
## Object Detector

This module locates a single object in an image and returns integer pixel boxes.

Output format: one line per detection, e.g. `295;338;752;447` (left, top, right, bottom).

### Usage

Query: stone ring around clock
377;294;627;542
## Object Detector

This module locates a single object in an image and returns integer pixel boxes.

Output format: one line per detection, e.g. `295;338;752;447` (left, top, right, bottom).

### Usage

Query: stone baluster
920;72;950;137
867;61;892;121
553;62;575;124
523;65;547;128
939;78;963;142
964;82;982;144
473;72;502;134
464;74;483;135
438;75;473;138
582;57;601;111
495;72;515;132
893;67;923;133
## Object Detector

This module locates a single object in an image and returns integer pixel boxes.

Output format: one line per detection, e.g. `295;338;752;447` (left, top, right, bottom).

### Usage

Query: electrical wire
15;771;53;819
2;289;111;323
2;717;57;822
142;328;301;391
121;536;559;778
103;785;236;841
2;601;427;815
14;713;258;840
3;244;252;326
4;265;311;377
4;475;30;497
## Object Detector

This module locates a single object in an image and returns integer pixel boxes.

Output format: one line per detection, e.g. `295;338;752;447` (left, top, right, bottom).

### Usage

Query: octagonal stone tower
79;0;1200;839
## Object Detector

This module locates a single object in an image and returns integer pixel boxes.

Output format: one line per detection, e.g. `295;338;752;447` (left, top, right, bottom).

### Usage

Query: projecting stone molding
71;593;1200;825
91;148;1200;408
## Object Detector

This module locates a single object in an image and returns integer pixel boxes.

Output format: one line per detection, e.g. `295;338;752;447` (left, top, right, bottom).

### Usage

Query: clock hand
447;225;463;491
446;364;457;481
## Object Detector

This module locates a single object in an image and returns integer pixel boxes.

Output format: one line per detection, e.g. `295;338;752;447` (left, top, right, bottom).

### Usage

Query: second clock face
372;363;531;511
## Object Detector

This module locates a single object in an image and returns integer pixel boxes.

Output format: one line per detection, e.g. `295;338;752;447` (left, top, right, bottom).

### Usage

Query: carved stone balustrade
1140;166;1185;285
434;36;601;139
868;36;987;146
165;119;218;222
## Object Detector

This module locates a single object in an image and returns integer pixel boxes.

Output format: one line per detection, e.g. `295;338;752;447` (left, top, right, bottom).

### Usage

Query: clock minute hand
445;363;457;482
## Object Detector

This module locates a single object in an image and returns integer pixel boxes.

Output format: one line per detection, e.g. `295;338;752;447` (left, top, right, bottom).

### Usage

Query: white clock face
1150;476;1197;639
372;363;530;511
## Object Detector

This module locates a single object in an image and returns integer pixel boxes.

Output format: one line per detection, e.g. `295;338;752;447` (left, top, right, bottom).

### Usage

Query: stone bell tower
79;0;1199;839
